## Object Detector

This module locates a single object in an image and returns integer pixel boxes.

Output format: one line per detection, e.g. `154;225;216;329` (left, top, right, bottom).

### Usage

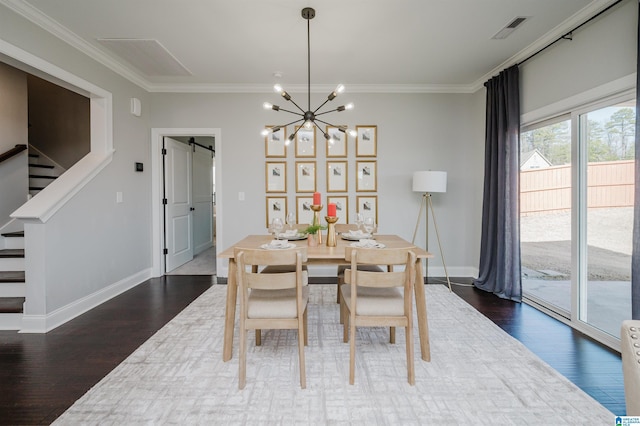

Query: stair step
0;298;25;314
29;174;57;179
1;231;24;238
0;249;24;258
0;271;25;283
29;163;54;169
29;186;46;191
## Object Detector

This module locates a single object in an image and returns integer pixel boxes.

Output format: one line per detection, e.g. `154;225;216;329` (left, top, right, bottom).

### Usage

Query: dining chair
335;224;383;304
339;247;417;385
235;247;309;389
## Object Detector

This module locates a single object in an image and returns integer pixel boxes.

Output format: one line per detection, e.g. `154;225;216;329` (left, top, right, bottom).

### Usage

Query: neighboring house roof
520;149;552;170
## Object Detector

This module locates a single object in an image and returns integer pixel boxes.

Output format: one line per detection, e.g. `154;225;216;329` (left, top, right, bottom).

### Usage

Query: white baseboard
20;268;153;333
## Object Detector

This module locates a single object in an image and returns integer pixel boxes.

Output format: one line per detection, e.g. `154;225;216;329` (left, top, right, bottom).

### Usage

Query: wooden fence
520;160;634;215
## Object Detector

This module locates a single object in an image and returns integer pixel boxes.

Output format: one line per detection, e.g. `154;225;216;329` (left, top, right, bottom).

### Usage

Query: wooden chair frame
235;247;308;389
339;247;416;385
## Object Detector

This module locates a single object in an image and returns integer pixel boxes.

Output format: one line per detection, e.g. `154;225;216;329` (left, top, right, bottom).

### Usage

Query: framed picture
327;195;348;225
265;161;286;193
296;196;314;225
295;126;316;157
326;125;347;157
356;125;377;157
356;160;377;192
264;127;287;157
295;161;316;192
326;161;348;192
266;196;287;228
356;195;378;224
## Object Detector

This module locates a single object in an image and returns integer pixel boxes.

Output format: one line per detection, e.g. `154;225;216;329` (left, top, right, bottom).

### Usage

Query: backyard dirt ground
520;207;633;281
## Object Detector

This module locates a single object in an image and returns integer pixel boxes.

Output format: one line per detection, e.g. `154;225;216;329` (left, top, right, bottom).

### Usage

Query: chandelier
261;7;355;145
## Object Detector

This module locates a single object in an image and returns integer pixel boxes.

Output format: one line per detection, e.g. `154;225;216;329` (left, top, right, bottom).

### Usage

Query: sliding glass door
520;95;634;346
580;102;634;337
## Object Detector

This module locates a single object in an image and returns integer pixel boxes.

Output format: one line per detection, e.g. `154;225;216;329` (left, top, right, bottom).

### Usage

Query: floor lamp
411;171;452;292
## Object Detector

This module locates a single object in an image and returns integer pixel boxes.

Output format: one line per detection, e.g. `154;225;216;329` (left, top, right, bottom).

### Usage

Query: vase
307;234;318;246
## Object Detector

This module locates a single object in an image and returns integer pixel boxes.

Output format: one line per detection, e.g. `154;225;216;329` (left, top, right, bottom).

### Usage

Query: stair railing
0;144;27;164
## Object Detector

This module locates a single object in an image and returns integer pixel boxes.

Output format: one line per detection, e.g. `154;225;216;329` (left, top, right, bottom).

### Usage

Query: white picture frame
266;196;287;228
326;125;347;157
295;161;317;192
356;195;378;224
356;125;377;157
356;160;377;192
265;161;286;193
296;196;314;225
327;161;348;192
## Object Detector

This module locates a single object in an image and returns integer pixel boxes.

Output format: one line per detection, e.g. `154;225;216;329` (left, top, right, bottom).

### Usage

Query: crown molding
1;0;621;96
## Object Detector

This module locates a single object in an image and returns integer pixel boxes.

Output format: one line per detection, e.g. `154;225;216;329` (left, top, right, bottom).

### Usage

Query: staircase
0;231;25;330
28;149;60;196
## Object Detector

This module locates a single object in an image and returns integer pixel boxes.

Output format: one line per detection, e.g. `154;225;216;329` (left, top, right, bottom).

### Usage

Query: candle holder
310;204;323;245
325;216;338;247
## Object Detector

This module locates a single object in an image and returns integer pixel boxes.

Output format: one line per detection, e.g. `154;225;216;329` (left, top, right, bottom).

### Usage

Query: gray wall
520;0;637;117
150;91;485;277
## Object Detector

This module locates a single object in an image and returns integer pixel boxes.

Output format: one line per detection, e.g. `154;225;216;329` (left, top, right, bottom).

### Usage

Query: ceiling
4;0;619;93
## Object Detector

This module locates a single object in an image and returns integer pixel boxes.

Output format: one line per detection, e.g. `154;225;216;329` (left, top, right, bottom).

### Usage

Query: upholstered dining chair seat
248;286;310;319
261;264;308;274
340;284;404;316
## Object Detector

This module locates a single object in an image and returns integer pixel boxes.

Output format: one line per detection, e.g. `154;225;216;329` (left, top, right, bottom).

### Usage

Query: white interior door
192;143;213;254
164;137;193;272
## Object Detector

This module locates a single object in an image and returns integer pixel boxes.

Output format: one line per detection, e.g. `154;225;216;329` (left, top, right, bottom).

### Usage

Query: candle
313;192;321;205
327;203;337;217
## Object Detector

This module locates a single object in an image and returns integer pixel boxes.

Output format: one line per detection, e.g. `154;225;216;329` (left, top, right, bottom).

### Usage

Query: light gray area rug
54;285;613;425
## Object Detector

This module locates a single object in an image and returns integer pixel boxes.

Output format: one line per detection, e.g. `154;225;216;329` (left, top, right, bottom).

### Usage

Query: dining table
217;233;434;362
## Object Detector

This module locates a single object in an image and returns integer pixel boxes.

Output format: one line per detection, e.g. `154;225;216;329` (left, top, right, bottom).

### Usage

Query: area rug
54;284;613;425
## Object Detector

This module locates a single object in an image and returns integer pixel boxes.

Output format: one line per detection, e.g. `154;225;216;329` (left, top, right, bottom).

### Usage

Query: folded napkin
262;239;291;250
280;229;300;238
351;239;385;249
345;230;372;238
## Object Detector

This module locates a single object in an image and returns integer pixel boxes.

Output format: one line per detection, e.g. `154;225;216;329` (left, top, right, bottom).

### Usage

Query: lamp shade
412;171;447;193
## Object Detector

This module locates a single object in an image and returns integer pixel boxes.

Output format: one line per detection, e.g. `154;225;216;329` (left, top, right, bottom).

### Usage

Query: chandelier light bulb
345;102;354;110
263;102;273;110
347;128;357;138
261;129;269;136
303;120;313;129
273;84;283;93
335;84;345;94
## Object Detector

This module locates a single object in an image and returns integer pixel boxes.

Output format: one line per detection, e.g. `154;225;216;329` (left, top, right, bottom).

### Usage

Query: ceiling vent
97;38;192;76
492;16;530;40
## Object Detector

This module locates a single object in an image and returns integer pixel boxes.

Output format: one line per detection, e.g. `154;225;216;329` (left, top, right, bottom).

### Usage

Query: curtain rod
517;0;625;67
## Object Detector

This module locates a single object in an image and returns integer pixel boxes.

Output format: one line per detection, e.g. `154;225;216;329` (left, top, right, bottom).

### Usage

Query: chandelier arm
277;118;305;129
314;108;342;117
286;97;307;114
313;98;331;114
311;121;329;139
313;117;339;128
276;108;305;116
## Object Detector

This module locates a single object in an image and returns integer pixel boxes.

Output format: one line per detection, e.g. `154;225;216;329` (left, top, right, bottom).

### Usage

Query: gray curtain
633;0;640;319
473;65;522;302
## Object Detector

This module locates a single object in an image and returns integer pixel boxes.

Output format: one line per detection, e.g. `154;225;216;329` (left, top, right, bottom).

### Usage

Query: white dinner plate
341;233;373;241
349;241;385;249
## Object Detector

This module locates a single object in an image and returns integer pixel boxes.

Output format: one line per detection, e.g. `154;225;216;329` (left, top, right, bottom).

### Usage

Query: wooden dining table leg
414;258;431;361
223;258;238;362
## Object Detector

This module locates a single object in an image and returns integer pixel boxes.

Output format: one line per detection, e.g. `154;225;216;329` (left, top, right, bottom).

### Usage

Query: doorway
151;128;222;278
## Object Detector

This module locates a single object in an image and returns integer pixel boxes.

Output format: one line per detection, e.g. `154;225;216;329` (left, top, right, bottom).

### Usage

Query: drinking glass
355;213;364;231
286;212;295;230
271;217;284;237
363;217;375;235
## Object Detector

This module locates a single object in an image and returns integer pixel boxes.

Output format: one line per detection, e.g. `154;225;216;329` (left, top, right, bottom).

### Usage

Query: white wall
520;0;637;117
150;91;485;278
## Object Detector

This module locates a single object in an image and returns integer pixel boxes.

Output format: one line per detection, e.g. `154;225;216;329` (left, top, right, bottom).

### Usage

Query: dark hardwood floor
0;275;625;424
0;275;214;425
